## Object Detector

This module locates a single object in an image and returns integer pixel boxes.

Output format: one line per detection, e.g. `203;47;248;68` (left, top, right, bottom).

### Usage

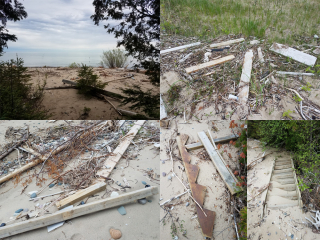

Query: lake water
0;51;138;68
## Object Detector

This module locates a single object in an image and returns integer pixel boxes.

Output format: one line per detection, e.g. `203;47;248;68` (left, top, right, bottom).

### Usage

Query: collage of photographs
0;0;320;240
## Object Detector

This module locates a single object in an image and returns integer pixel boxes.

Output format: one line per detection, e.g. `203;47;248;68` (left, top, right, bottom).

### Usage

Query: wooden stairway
265;157;302;209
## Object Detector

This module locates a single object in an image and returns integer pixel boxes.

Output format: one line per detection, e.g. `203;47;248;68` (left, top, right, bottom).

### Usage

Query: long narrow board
160;42;201;54
238;50;253;104
56;120;146;209
160;95;167;120
270;43;317;66
185;55;235;74
276;71;315;76
185;134;239;150
198;132;241;195
210;38;245;48
176;134;215;238
0;186;158;238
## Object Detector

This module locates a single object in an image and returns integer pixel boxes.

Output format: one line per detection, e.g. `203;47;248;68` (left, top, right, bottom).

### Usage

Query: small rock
80;201;85;205
0;223;6;227
309;203;313;208
147;199;152;203
186;202;190;207
117;206;126;215
30;193;37;198
23;208;29;212
162;161;165;164
270;63;277;68
174;236;179;240
141;181;147;185
3;170;7;174
145;184;150;188
111;191;119;198
49;183;55;188
15;209;24;213
138;198;147;205
250;40;260;44
105;165;111;169
313;48;320;55
314;34;319;39
168;176;172;180
162;172;166;177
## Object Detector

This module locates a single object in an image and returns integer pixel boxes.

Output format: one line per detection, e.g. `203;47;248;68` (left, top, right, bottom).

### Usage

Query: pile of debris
161;34;320;120
0;120;159;238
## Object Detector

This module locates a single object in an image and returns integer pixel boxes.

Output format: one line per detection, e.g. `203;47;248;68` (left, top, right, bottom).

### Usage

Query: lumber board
55;120;145;209
56;182;107;209
276;71;315;76
160;95;167;120
62;79;124;100
198;132;241;195
270;43;317;66
0;186;158;238
160;42;201;54
238;50;253;104
185;55;235;74
210;38;244;48
185;134;239;150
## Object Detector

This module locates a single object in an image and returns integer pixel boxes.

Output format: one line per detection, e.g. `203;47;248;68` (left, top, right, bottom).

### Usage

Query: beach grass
161;0;320;44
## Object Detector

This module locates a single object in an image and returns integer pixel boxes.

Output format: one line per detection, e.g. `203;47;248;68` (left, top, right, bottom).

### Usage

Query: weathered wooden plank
185;134;239;150
185;55;235;74
270;43;317;66
160;95;167;120
198;132;241;195
238;50;253;104
55;121;145;209
0;186;158;238
56;182;107;209
276;71;315;76
160;42;201;54
210;38;245;48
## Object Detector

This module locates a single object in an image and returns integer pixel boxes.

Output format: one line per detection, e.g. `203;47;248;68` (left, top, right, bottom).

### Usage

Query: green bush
0;57;49;119
100;49;128;68
75;64;107;96
68;62;81;68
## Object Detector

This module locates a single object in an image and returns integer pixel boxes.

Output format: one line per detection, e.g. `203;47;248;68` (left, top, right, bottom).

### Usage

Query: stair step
273;169;293;174
271;174;293;180
272;179;295;184
270;182;297;191
275;161;292;166
274;165;293;170
268;189;298;200
267;195;298;209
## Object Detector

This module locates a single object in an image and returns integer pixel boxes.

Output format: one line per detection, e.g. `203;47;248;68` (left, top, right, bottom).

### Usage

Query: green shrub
0;57;49;119
75;64;107;96
68;62;81;68
239;207;247;240
100;49;128;68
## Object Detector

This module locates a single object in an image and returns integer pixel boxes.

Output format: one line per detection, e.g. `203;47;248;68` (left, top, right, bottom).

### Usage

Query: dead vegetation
160;34;320;120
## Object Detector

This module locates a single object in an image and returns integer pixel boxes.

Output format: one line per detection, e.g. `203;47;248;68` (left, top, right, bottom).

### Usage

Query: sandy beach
0;120;160;240
159;120;246;239
27;67;159;119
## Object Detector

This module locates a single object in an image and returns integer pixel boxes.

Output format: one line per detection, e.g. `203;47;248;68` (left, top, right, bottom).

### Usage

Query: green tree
0;57;49;119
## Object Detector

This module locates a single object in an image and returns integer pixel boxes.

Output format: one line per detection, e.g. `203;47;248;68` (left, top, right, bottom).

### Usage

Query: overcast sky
4;0;121;53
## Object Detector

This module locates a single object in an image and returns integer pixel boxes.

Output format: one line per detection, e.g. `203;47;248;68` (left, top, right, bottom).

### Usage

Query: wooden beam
238;50;253;104
160;95;167;120
185;134;239;150
55;120;146;209
210;38;244;48
185;55;235;74
160;42;201;54
270;43;317;66
198;131;242;195
276;71;315;76
0;186;158;238
56;182;107;209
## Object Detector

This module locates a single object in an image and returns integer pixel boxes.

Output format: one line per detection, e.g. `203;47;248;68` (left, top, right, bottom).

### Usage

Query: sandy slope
28;67;159;119
0;120;160;240
247;139;319;240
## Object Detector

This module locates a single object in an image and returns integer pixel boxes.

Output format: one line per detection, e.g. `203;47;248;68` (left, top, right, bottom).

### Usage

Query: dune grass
161;0;320;44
